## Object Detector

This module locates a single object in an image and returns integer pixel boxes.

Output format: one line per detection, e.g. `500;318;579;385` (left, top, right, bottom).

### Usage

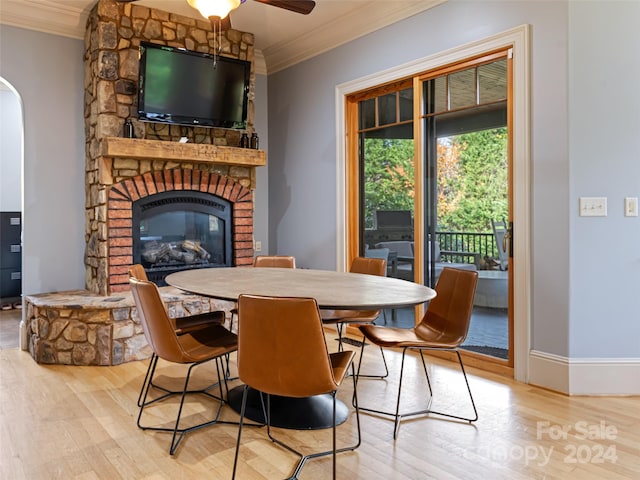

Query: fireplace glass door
133;191;232;284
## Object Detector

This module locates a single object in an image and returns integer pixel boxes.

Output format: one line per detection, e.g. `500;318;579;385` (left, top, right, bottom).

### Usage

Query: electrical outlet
624;197;638;217
255;240;262;252
579;197;607;217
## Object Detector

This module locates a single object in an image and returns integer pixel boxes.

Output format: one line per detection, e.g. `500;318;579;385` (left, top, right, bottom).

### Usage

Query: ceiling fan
117;0;315;30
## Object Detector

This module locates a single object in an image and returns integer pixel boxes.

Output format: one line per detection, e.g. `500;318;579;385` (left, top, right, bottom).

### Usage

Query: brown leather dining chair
129;265;226;407
229;255;297;329
321;257;389;377
129;264;226;333
232;294;361;480
253;255;296;268
356;267;479;438
129;276;238;455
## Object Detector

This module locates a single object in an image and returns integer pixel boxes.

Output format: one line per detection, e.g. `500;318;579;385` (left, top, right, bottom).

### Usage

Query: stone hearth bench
24;288;235;366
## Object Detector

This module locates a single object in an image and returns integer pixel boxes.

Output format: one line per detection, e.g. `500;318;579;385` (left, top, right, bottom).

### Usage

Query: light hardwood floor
0;308;21;350
1;328;638;479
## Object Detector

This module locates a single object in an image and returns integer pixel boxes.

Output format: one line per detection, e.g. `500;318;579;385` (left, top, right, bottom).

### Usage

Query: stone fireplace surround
82;0;260;296
24;139;266;366
23;0;266;366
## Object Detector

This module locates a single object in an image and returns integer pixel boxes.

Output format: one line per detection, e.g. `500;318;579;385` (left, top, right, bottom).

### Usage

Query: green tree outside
363;138;415;229
438;128;508;232
363;127;508;233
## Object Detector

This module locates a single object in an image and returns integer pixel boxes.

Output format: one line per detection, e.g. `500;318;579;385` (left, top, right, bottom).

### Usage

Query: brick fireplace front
105;166;253;293
85;138;265;295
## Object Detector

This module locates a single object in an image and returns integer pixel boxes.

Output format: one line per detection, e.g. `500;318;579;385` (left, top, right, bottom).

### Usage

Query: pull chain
218;17;222;56
209;15;223;67
212;16;218;67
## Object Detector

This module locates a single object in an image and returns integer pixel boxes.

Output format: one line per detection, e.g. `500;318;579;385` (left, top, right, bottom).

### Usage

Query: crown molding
264;0;447;73
0;0;447;75
253;50;267;76
0;0;89;39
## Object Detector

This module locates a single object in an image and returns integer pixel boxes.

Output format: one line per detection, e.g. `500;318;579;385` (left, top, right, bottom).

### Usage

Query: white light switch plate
579;197;607;217
624;197;638;217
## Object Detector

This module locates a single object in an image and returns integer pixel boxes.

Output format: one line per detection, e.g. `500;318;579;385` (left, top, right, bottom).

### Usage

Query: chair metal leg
137;353;228;411
137;353;201;408
215;355;231;399
137;353;180;410
332;391;337;479
240;368;360;479
355;347;431;438
137;353;157;407
224;352;239;381
169;359;228;454
351;335;388;409
423;350;478;423
338;326;388;379
336;323;344;352
392;349;407;439
137;356;234;455
352;338;367;406
231;384;249;480
419;350;433;396
357;340;389;379
355;346;477;438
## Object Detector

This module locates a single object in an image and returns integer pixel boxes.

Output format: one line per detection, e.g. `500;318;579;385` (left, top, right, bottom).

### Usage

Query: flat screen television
137;42;250;130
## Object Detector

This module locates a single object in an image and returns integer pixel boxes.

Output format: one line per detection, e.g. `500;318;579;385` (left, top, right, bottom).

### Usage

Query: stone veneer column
84;0;257;295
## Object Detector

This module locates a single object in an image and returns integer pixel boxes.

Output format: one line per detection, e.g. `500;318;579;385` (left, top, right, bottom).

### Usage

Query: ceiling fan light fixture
187;0;241;19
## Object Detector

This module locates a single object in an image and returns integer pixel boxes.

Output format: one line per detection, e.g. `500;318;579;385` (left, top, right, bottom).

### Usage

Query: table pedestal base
227;385;349;430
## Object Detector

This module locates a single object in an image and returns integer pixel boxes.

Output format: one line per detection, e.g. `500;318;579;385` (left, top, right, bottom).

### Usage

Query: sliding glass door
419;54;511;363
346;50;513;368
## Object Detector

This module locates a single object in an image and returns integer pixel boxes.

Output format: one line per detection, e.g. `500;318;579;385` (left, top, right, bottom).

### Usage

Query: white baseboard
529;350;570;393
529;350;640;395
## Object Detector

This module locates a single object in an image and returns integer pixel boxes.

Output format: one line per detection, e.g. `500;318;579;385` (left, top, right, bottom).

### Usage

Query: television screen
138;42;250;130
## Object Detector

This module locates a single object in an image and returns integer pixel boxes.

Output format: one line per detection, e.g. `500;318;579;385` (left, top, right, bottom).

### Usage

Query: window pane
479;59;507;104
449;69;476;110
361;132;414;245
139;211;225;267
398;88;413;122
359;98;376;129
378;93;397;126
424;76;447;115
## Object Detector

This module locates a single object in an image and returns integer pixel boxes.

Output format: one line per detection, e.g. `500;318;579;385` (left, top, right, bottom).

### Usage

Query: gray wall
0;26;85;295
266;0;639;359
567;1;640;358
253;74;270;255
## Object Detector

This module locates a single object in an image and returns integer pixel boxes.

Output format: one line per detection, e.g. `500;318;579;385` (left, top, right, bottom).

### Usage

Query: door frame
335;25;531;383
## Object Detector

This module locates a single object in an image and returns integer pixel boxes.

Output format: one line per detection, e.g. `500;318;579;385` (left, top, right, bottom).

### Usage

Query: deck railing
436;231;497;264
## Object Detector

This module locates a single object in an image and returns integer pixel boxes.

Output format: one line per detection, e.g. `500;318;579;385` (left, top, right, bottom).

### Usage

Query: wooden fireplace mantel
101;137;267;167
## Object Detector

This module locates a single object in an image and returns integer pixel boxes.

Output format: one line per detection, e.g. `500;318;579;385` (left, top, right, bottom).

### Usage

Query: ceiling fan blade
252;0;316;15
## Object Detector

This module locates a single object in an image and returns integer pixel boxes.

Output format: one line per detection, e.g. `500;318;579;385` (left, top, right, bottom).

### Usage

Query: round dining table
166;266;436;430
